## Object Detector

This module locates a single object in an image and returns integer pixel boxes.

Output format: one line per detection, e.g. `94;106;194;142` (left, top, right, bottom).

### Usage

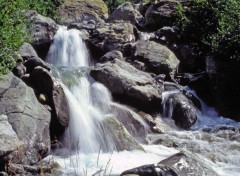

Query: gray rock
108;2;144;27
165;93;198;129
121;151;217;176
19;43;38;61
0;73;51;164
89;22;136;57
132;41;179;78
90;59;162;107
100;50;124;62
0;115;24;168
102;117;143;151
25;10;58;59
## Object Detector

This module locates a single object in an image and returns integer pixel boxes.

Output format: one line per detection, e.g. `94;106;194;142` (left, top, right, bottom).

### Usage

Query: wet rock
121;151;217;176
132;41;179;79
90;59;162;109
25;10;58;59
100;50;124;62
108;2;144;27
89;22;136;57
0;115;24;170
102;117;143;151
0;73;51;164
165;93;198;129
58;0;108;25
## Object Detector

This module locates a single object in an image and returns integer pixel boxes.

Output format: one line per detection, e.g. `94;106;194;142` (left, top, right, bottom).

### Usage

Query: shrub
176;0;240;61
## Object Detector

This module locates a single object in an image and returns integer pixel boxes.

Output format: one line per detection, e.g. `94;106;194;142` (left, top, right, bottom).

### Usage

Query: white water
46;27;240;176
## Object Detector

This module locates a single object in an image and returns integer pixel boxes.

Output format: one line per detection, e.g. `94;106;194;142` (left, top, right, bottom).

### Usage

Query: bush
0;0;59;74
176;0;240;61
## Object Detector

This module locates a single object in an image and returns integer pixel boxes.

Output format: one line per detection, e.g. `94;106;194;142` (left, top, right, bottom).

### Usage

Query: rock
108;2;144;27
51;82;70;137
18;43;38;61
159;151;218;176
132;41;179;78
102;117;143;151
58;0;108;25
25;10;58;59
89;22;136;57
165;93;198;129
121;151;217;176
144;0;180;30
99;50;124;62
90;59;162;109
29;66;54;95
24;57;51;74
0;73;51;164
0;115;24;170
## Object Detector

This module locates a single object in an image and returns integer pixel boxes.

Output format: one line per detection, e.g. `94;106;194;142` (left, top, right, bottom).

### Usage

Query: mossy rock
58;0;108;25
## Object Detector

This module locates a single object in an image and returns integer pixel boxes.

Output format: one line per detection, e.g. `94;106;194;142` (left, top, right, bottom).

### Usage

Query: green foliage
0;0;60;74
176;0;240;60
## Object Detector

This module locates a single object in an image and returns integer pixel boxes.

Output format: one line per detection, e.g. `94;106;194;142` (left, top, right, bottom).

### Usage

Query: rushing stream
45;27;240;176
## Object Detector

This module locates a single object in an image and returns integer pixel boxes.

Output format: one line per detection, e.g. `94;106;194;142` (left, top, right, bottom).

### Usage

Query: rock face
121;151;217;176
90;59;162;109
0;115;24;170
99;50;124;62
102;117;143;151
0;73;51;164
108;2;144;27
58;0;108;25
89;22;136;57
25;11;58;59
132;41;179;78
165;92;198;129
144;0;180;30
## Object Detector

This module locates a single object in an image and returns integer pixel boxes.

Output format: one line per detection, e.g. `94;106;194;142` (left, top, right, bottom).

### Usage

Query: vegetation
176;0;240;61
0;0;60;74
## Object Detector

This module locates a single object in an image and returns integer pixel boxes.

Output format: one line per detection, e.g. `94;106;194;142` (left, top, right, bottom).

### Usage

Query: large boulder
108;2;144;27
0;73;51;164
25;11;58;59
102;117;143;151
0;115;24;170
58;0;108;25
19;43;38;60
89;22;136;57
121;151;217;176
90;59;162;109
132;41;179;79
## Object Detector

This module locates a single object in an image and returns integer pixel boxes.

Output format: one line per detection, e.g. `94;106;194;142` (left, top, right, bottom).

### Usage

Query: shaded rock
90;59;162;109
58;0;108;25
100;50;124;62
121;151;217;176
25;10;58;59
18;43;38;61
164;92;197;129
144;0;180;30
24;57;50;74
108;2;144;27
0;73;51;164
89;22;136;57
132;41;179;79
0;115;24;170
102;117;143;151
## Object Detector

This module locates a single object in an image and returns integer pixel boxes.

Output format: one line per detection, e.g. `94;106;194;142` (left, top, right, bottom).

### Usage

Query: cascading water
45;27;240;176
